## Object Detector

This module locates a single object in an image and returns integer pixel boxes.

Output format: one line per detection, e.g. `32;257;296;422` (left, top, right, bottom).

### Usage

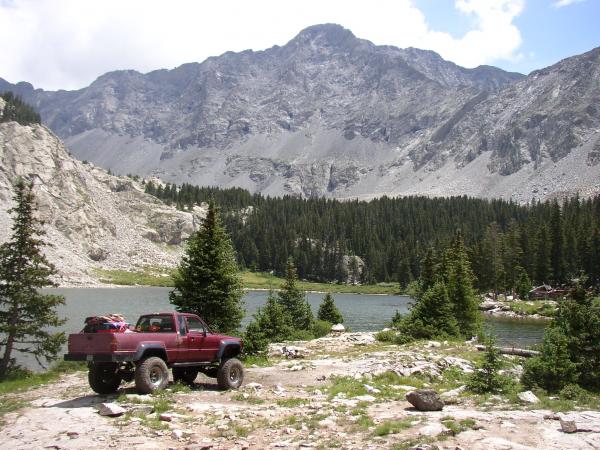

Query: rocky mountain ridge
0;97;203;285
1;24;599;202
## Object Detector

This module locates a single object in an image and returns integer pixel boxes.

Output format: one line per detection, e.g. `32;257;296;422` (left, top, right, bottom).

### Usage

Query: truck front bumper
64;353;134;362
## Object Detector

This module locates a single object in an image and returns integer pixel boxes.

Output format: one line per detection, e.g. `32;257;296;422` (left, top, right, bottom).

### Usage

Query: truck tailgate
68;333;116;354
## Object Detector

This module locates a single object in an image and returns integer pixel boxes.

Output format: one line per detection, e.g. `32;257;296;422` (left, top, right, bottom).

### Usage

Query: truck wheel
173;367;198;385
88;363;122;395
135;357;169;394
217;358;244;390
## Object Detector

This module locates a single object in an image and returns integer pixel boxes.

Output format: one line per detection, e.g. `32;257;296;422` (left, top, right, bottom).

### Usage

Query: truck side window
178;315;187;336
186;317;206;334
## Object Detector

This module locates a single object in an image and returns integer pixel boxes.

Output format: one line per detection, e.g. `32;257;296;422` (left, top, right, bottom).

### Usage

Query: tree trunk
0;331;15;378
475;344;540;357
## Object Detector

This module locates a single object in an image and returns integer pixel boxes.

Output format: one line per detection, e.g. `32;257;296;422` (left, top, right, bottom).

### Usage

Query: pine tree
481;222;505;299
243;292;292;355
535;224;552;285
0;179;66;378
445;232;480;338
317;293;344;324
468;335;507;394
401;281;459;339
515;266;532;300
277;258;313;330
169;201;244;333
550;201;566;285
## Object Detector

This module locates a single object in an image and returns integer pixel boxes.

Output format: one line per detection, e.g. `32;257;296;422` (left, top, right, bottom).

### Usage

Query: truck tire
217;358;244;390
135;357;169;394
172;367;198;385
88;363;122;395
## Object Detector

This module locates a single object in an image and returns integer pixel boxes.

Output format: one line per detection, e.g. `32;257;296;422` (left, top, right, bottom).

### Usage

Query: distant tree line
144;180;600;292
0;92;41;125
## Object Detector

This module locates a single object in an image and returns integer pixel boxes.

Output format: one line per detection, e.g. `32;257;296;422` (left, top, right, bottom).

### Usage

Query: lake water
49;287;545;349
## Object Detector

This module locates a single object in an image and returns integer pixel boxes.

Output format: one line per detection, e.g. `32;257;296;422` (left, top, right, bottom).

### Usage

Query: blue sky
0;0;598;90
417;0;600;74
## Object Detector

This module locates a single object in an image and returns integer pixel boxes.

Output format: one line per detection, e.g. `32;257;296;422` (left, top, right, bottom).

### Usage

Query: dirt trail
1;334;599;450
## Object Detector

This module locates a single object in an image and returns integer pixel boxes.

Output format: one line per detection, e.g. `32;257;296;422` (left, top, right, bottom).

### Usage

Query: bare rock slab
406;389;445;411
517;390;540;404
96;402;126;417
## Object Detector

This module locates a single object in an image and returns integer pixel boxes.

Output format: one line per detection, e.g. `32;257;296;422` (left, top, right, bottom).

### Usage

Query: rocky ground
2;333;599;450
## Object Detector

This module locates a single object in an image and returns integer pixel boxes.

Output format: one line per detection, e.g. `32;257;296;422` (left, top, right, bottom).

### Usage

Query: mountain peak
288;23;357;48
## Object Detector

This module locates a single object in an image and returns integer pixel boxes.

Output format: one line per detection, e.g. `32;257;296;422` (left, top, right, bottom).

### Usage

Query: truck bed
66;332;179;362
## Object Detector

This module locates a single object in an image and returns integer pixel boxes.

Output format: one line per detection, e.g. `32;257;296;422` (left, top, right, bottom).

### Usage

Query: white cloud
0;0;525;90
553;0;586;8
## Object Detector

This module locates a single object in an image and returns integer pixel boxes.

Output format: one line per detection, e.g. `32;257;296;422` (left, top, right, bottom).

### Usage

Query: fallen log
475;345;540;357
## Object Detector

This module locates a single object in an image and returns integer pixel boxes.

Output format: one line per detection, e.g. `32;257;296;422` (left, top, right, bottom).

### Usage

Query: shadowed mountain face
2;24;599;202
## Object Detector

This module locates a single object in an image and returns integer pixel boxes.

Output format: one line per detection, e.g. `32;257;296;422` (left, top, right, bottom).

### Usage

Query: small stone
129;404;154;415
318;418;336;428
160;413;173;422
354;395;376;402
171;430;184;440
440;385;467;399
364;384;381;394
66;432;79;439
560;419;578;433
544;413;560;420
316;375;326;381
96;402;126;417
517;390;540;404
426;341;441;348
331;324;345;332
245;382;263;390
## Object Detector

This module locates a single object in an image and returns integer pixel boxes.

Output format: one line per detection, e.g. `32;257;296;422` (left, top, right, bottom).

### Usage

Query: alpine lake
50;287;545;347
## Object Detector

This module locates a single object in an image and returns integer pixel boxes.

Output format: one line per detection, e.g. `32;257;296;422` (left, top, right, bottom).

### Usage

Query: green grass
276;398;308;407
232;393;265;404
372;418;413;436
95;268;402;294
0;361;86;395
240;354;273;367
327;376;369;399
95;267;174;287
508;300;556;317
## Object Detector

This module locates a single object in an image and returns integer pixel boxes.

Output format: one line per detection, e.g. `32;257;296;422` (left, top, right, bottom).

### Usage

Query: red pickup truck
64;312;244;395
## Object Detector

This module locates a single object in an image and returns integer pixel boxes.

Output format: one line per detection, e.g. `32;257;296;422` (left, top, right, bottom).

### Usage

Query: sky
0;0;598;91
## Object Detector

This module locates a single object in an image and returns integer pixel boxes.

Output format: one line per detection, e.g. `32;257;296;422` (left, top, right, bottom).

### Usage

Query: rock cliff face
2;24;599;202
0;102;203;284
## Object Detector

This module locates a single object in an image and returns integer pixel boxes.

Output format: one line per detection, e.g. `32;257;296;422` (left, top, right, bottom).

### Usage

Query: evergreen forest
0;91;41;125
144;181;600;292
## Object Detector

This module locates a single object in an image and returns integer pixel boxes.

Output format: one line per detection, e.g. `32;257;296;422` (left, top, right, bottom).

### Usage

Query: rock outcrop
0;109;204;285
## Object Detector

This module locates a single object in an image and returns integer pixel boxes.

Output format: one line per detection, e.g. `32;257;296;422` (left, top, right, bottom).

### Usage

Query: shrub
521;327;578;392
317;293;343;324
559;384;589;401
312;320;332;338
375;330;398;343
243;292;293;355
468;335;508;394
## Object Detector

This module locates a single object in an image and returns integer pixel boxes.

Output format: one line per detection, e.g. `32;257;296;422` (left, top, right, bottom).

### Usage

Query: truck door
185;316;207;361
185;316;222;362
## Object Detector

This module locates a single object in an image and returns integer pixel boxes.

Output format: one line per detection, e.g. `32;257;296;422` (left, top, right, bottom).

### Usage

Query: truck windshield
135;315;175;333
